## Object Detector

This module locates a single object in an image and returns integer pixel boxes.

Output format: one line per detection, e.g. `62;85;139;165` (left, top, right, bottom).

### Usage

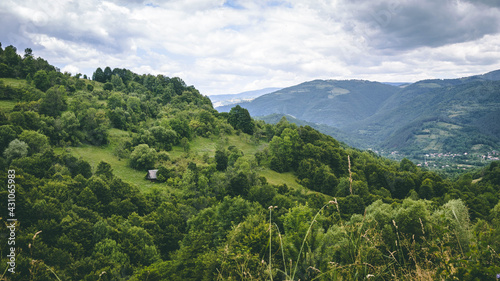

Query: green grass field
0;100;17;112
59;128;285;194
168;134;267;158
62;144;166;193
0;78;25;112
57;129;174;193
58;125;308;195
0;78;27;87
258;168;307;193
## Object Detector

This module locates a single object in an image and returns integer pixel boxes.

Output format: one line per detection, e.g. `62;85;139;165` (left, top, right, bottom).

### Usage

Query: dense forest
1;43;499;280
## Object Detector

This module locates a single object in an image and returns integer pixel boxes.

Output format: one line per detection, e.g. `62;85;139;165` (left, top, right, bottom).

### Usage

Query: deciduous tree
130;144;157;170
228;105;254;135
18;130;49;155
39;85;68;116
3;139;28;161
33;69;51;91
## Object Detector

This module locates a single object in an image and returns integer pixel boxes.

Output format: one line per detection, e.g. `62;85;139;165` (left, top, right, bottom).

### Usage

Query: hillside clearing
60;129;270;193
0;100;17;112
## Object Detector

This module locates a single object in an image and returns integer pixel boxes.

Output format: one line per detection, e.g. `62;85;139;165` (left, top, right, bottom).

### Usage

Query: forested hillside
218;72;500;158
353;78;500;153
1;44;499;280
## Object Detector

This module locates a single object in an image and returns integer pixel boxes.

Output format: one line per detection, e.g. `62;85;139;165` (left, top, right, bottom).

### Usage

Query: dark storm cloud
0;10;45;50
350;0;500;51
469;0;500;8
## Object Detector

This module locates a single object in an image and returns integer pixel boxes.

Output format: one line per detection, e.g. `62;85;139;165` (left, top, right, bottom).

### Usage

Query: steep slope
217;80;399;128
218;70;500;154
354;80;500;152
372;69;500;116
3;43;500;281
471;69;500;81
256;113;370;148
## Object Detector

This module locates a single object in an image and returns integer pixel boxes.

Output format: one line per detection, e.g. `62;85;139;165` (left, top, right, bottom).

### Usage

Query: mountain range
216;70;500;154
208;87;281;107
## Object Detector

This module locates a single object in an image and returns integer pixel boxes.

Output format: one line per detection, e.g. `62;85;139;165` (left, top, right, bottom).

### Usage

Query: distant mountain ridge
366;79;500;153
218;70;500;154
208;87;281;107
217;80;399;128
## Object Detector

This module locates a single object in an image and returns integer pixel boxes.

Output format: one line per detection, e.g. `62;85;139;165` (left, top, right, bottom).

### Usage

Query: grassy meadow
58;128;306;194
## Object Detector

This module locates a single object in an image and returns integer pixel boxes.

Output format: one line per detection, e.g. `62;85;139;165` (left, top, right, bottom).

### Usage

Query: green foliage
215;148;228;171
394;199;431;241
3;138;28;160
0;44;54;80
180;137;190;152
18;130;49;155
269;128;302;172
149;126;178;151
39;85;68;117
130;144;157;170
228;105;254;135
103;82;114;91
0;63;13;78
0;124;17;152
155;165;176;183
2;43;500;281
435;199;472;252
92;67;105;82
60;111;83;145
0;80;32;100
227;172;251;197
62;154;92;178
95;161;114;179
33;70;51;91
169;117;192;140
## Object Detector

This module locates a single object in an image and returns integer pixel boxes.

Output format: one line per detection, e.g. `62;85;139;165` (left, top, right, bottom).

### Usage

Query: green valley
225;72;500;175
0;43;499;281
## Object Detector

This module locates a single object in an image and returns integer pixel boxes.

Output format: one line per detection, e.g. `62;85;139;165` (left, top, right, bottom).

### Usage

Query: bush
130;144;157;170
3;139;28;161
158;151;170;162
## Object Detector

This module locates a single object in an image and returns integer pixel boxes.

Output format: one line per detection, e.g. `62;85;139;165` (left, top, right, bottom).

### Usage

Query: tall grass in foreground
217;197;500;280
265;199;385;281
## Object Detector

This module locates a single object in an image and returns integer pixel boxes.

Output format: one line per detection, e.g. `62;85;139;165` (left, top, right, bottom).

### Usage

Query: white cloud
1;0;500;95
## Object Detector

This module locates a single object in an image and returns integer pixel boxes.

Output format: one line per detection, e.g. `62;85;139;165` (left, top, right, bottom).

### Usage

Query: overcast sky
2;0;500;95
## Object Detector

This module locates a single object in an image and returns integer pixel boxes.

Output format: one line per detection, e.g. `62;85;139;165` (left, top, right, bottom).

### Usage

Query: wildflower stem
348;155;353;195
273;222;288;279
269;207;273;281
291;203;329;281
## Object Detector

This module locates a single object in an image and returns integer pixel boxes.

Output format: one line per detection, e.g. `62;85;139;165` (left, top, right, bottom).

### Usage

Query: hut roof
146;169;158;180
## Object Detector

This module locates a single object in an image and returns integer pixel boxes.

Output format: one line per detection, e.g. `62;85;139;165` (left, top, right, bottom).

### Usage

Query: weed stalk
290;201;334;281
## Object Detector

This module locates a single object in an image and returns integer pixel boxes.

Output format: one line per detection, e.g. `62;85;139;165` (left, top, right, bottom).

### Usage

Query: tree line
0;44;499;280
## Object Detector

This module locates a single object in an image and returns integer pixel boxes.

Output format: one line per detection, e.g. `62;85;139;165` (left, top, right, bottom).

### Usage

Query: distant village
376;150;499;173
416;151;499;170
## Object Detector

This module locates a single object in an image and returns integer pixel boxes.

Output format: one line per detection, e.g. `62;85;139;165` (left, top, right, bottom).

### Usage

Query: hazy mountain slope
373;69;500;116
471;69;500;81
209;87;281;107
358;80;500;152
218;80;399;128
217;70;500;153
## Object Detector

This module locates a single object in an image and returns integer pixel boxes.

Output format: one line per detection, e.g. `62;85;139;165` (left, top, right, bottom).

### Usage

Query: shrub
130;144;157;170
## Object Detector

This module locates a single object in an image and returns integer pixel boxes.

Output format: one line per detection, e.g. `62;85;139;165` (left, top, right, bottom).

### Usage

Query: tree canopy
0;43;499;281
